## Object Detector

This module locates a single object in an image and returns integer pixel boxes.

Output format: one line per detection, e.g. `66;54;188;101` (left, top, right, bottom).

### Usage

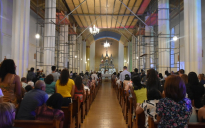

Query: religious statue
101;68;105;74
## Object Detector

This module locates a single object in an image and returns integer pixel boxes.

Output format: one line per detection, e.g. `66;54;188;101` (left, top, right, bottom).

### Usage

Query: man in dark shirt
27;67;35;82
16;80;48;120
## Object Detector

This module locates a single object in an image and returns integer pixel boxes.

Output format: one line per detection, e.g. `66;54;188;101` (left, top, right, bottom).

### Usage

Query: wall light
81;58;82;60
124;60;127;62
75;56;77;58
85;61;87;63
173;36;178;41
88;58;89;60
35;34;40;39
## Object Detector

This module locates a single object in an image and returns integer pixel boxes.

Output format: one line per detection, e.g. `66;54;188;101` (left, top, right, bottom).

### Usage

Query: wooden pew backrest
14;120;60;128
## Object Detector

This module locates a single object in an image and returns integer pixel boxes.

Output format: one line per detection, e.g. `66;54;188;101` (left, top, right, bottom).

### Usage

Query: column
128;42;132;72
184;0;202;74
90;42;95;71
64;25;69;68
44;0;56;75
11;0;30;77
132;36;136;69
72;26;77;73
118;42;124;72
77;36;82;73
145;16;150;70
82;41;86;72
158;0;170;74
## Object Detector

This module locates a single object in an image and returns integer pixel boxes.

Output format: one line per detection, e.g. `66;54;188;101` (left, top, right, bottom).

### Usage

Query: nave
81;79;127;128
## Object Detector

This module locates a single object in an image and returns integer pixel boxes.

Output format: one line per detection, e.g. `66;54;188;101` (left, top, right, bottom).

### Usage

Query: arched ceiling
93;31;121;41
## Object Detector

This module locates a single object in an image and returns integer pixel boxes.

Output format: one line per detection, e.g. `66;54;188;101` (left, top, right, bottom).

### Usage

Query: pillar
145;16;150;70
118;42;124;72
77;36;82;74
128;42;132;72
90;42;95;72
158;0;170;74
44;0;56;75
184;0;202;74
11;0;30;77
82;41;86;72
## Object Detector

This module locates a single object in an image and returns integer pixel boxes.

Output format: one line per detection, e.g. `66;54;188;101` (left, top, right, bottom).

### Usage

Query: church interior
1;0;205;128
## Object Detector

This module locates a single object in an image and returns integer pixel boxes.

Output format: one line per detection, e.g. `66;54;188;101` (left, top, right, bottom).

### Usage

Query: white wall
0;0;13;61
118;42;124;72
90;42;95;71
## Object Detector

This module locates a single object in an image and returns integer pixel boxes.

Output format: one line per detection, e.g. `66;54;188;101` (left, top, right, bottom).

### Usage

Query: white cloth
84;86;90;92
0;88;4;97
120;70;131;82
91;74;98;80
22;82;28;89
51;72;60;82
140;100;159;128
27;81;34;87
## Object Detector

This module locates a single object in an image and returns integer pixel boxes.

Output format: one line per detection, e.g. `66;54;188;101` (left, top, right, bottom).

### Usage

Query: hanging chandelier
104;41;110;48
89;25;100;35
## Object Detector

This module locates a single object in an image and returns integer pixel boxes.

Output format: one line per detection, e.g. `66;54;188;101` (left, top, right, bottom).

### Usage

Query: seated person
156;75;192;128
74;75;84;102
25;85;33;94
198;94;205;122
56;69;75;106
21;77;27;89
132;76;147;104
0;88;3;103
136;89;161;128
39;74;45;81
27;81;34;88
35;93;64;128
0;102;16;128
45;74;56;94
16;80;48;120
84;86;90;95
123;74;130;89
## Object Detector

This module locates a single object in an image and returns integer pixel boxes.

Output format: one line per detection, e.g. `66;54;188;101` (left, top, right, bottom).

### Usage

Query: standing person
198;74;205;85
0;59;22;106
55;69;75;106
187;72;205;108
45;74;56;95
51;66;60;82
178;69;184;77
74;75;84;102
156;75;192;127
146;69;162;93
132;68;139;79
27;67;35;82
16;80;48;120
120;66;131;86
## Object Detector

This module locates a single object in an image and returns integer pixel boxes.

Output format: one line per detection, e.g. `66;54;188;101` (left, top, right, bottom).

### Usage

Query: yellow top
56;79;74;98
134;87;147;104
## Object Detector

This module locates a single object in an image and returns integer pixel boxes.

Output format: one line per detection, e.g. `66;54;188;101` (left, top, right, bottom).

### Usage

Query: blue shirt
120;70;131;82
16;89;48;120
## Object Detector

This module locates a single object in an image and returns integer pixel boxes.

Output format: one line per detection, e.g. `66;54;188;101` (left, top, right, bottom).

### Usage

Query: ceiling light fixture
173;36;178;41
104;41;110;48
35;34;40;39
89;25;100;36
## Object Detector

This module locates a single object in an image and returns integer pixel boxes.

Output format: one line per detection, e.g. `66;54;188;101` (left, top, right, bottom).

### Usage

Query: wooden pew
85;89;90;115
14;120;60;128
61;103;75;128
81;92;86;123
128;97;133;128
123;90;129;124
148;116;205;128
73;97;81;128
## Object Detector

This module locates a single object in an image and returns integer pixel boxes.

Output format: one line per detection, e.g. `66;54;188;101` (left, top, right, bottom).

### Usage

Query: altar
102;74;112;79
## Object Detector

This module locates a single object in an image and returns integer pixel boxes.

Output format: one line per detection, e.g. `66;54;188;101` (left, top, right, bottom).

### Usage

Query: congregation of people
0;59;100;128
112;66;205;128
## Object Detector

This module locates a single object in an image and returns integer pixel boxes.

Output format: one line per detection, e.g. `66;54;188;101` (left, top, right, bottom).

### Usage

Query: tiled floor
81;79;127;128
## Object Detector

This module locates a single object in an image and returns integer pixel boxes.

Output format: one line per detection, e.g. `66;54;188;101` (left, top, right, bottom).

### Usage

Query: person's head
132;76;144;90
46;93;63;109
147;69;158;86
0;59;16;81
164;75;186;102
117;73;120;78
113;72;116;75
141;69;144;73
178;69;184;76
123;66;127;70
75;75;83;90
51;66;56;72
27;81;34;87
180;74;188;84
165;70;169;75
70;71;72;73
0;102;16;128
25;85;33;92
36;69;39;72
59;69;69;86
134;68;138;73
188;72;199;85
34;80;46;91
124;74;130;80
94;71;96;74
147;89;162;100
198;74;204;81
30;67;34;72
21;77;27;83
45;74;54;84
72;73;77;79
159;73;163;79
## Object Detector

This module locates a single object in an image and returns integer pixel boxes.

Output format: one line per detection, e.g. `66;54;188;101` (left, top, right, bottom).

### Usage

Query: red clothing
74;85;83;102
35;105;64;121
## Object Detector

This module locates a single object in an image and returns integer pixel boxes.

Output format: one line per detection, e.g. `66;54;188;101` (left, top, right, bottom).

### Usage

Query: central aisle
81;79;127;128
